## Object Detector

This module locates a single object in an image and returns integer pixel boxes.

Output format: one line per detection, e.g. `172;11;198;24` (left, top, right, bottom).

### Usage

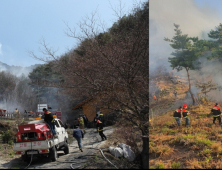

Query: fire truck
36;104;62;120
13;116;69;162
0;109;6;117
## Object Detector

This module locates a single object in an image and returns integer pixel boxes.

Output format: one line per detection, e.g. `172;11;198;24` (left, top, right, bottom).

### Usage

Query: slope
149;93;222;168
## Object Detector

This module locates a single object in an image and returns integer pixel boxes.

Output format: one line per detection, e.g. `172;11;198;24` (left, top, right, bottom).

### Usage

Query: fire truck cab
13;117;69;162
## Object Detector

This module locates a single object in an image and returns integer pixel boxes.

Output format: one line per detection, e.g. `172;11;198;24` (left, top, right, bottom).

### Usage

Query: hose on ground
99;148;118;169
24;141;33;169
70;128;118;169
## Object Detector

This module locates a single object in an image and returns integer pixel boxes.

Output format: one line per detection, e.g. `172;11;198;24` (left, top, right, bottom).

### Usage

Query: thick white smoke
150;0;222;102
149;0;221;72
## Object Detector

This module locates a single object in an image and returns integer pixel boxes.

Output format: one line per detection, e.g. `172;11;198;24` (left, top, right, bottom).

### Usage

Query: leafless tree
29;1;148;168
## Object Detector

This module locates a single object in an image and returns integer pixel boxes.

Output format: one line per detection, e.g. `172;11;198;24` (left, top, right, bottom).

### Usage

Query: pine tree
164;23;203;105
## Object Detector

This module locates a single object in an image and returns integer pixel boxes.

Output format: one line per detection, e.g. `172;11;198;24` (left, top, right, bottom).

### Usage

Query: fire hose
70;130;118;169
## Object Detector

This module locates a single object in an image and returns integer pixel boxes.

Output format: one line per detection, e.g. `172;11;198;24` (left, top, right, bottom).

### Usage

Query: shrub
156;163;165;169
161;127;170;134
149;166;155;169
205;156;212;164
200;148;212;155
1;129;15;144
195;138;213;147
149;142;155;147
169;129;177;135
171;161;181;169
164;121;171;126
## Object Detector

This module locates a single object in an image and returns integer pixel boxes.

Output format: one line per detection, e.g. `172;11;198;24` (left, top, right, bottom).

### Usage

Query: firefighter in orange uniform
95;118;107;141
173;106;183;126
211;103;221;126
182;104;190;127
43;108;57;137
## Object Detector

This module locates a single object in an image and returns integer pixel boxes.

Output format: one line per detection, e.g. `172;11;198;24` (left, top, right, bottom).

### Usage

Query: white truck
13;117;69;162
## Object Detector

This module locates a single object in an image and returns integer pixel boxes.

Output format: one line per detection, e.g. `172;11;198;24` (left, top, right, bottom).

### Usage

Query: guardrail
0;113;37;120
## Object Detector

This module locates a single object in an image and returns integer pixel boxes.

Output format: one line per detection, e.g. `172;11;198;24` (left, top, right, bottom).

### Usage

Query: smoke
149;0;222;102
149;0;221;73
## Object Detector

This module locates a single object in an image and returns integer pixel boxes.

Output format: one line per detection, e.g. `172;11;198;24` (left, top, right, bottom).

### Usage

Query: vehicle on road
13;116;69;162
0;109;6;117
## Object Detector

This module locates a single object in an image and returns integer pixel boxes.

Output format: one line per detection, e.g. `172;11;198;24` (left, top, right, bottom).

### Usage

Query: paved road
0;126;114;169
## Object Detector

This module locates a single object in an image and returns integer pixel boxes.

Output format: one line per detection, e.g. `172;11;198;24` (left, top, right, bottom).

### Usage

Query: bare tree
29;1;148;168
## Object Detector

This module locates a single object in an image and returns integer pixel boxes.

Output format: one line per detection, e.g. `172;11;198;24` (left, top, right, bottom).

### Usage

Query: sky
0;0;146;67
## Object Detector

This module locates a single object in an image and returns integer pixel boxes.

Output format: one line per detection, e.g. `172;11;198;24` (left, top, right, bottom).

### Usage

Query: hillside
149;73;190;116
149;76;222;169
0;61;41;77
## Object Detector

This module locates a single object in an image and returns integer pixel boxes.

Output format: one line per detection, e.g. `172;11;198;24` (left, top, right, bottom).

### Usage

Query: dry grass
149;101;222;169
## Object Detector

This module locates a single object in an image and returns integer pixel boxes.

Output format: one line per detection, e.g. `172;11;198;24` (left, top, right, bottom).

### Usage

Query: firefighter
173;90;177;97
98;111;105;126
78;114;86;133
153;95;157;102
182;104;190;127
82;114;88;129
211;103;221;125
14;108;19;118
94;113;99;132
95;117;107;141
43;108;57;137
173;106;183;126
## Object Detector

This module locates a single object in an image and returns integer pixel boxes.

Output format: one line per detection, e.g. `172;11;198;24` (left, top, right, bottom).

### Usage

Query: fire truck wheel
49;146;58;161
64;143;69;154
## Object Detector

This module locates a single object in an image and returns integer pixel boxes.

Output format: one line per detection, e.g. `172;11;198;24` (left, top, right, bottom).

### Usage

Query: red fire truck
36;104;62;120
13;117;69;162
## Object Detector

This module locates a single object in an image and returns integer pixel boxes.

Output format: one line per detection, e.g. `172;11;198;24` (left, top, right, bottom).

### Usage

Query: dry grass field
149;74;222;169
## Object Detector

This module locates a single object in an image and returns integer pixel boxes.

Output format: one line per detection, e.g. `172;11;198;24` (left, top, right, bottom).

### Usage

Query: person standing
83;114;88;129
43;108;57;137
78;114;85;133
14;108;19;118
24;110;27;118
94;113;99;131
73;126;84;152
98;111;105;126
73;118;79;129
211;103;221;126
173;90;177;97
173;106;183;126
95;118;107;141
182;104;191;127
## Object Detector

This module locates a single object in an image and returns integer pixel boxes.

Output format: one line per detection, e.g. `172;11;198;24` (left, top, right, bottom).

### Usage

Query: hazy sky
0;0;145;67
149;0;222;73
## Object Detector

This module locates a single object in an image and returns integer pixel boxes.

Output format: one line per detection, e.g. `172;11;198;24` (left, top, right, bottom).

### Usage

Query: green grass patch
198;114;209;118
200;148;212;155
195;138;213;147
183;134;195;140
160;127;178;135
149;142;155;147
156;163;165;169
171;161;181;169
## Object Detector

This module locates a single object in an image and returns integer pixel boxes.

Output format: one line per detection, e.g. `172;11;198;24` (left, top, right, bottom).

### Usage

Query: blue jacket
73;128;84;138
